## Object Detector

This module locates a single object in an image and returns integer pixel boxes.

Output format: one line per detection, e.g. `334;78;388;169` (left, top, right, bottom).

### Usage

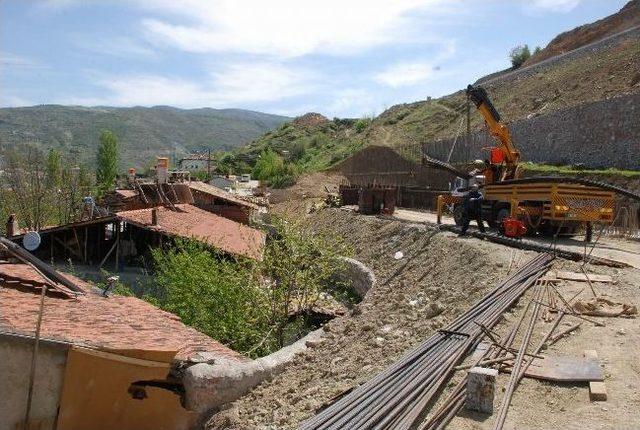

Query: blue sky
0;0;629;117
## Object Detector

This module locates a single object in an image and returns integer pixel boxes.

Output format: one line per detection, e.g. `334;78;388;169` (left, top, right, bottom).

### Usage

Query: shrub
252;149;298;188
354;118;370;133
509;45;531;68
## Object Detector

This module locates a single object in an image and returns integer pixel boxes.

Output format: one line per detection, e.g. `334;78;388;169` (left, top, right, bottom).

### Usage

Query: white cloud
525;0;581;13
65;62;315;107
72;36;158;59
137;0;452;58
374;62;435;88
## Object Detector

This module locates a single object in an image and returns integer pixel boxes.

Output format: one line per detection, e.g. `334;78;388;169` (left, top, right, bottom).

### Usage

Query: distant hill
526;0;640;66
0;105;290;168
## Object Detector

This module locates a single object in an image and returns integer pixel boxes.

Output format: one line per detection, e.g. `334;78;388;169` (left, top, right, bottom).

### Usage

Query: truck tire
453;204;464;226
495;207;510;233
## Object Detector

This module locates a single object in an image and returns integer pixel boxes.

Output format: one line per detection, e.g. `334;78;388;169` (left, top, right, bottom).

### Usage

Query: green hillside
0;105;289;168
234;31;639;178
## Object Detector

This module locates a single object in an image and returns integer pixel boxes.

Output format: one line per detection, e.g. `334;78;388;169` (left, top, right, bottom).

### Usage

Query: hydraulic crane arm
466;85;520;180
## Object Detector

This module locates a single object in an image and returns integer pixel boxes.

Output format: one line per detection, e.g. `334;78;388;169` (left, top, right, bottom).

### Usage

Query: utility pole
466;94;471;162
207;148;211;182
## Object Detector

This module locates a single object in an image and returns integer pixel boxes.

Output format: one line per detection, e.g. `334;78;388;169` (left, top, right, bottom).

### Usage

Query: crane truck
436;85;616;239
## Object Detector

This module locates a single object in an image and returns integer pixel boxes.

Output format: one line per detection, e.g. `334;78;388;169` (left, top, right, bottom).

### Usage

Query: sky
0;0;630;118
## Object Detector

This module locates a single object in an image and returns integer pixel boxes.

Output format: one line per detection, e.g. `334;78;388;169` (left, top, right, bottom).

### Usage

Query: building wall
424;93;640;169
56;347;196;430
0;335;69;430
179;159;211;171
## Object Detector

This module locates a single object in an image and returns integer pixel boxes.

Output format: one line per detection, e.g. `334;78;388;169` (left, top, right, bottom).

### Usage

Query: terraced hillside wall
424;92;640;169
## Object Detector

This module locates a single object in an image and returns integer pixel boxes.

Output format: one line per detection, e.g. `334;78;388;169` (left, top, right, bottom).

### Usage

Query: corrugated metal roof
189;181;260;210
0;262;247;361
116;204;266;260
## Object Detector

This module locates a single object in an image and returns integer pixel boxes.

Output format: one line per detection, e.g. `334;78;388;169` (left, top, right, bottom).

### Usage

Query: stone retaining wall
424;93;640;170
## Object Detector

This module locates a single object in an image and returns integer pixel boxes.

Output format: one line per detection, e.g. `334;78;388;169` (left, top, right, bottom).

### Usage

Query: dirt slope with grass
237;7;639;174
206;208;640;430
525;0;640;66
206;209;527;428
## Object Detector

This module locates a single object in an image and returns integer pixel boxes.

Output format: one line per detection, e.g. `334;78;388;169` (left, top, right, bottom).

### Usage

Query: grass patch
522;162;640;178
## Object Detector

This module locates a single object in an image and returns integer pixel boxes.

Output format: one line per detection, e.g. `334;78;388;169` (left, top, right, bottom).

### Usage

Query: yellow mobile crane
436;85;617;239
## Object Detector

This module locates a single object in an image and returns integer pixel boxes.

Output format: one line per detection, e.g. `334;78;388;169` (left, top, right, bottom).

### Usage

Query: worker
460;184;486;236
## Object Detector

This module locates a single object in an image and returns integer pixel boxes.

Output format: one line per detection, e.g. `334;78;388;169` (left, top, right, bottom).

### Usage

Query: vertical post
466;95;471;162
84;226;88;264
114;222;120;272
207;148;211;182
23;284;47;430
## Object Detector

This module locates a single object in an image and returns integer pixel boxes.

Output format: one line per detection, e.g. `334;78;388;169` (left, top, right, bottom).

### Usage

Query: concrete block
466;366;498;414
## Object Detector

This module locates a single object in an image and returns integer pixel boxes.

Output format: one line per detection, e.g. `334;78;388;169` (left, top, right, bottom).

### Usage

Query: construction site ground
208;207;640;430
392;208;640;269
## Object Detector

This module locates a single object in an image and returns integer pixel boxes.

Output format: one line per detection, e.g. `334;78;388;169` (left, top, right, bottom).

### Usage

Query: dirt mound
526;0;640;66
206;209;527;429
292;112;330;128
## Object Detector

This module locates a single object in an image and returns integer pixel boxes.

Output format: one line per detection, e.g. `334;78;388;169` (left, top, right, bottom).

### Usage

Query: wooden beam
53;236;83;260
98;240;118;270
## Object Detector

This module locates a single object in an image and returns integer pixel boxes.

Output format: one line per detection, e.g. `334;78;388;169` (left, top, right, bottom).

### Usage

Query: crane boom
466;85;520;181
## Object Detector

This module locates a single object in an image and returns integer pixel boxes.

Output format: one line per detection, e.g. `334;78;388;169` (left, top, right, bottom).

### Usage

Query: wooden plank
584;350;608;401
556;271;613;283
502;355;602;382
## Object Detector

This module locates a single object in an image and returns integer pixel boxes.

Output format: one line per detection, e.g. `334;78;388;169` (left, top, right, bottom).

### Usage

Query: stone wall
424;93;640;170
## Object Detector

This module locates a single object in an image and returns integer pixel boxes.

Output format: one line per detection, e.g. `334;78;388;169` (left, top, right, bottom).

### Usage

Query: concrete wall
424;93;640;169
0;334;68;430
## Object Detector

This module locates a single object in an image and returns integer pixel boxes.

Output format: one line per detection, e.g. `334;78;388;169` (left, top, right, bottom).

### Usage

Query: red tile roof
116;204;265;260
0;263;246;362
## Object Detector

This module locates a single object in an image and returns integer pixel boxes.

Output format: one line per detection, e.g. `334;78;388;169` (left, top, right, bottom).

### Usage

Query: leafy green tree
509;44;531;68
533;46;542;56
252;149;298;187
150;240;274;356
96;130;118;194
147;219;351;356
45;149;62;190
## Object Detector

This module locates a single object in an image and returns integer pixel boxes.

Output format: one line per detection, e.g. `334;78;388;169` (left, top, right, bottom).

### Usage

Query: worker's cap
473;159;484;166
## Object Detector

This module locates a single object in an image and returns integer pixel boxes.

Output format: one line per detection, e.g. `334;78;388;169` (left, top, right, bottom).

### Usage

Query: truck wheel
453;204;464;226
496;208;510;233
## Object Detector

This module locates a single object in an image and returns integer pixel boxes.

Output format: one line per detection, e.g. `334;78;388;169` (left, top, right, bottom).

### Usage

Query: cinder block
466;366;498;414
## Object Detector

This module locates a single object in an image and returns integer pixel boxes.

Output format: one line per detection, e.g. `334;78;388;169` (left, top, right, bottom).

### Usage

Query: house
8;203;267;272
188;181;263;224
178;153;215;172
0;252;247;430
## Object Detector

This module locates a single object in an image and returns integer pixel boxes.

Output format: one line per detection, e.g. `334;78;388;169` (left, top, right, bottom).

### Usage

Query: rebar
300;253;553;430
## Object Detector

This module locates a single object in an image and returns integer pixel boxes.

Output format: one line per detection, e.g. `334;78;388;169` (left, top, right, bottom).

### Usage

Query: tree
147;219;351;357
96;130;118;194
533;46;542;56
252;149;298;187
45;149;62;190
509;45;531;68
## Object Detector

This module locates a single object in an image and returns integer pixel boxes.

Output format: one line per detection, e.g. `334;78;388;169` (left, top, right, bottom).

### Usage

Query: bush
150;241;274;356
509;45;531;68
354;118;370;133
252;149;298;188
147;220;351;357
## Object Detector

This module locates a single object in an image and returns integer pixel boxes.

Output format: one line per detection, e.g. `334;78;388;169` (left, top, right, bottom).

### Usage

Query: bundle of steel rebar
300;252;554;430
